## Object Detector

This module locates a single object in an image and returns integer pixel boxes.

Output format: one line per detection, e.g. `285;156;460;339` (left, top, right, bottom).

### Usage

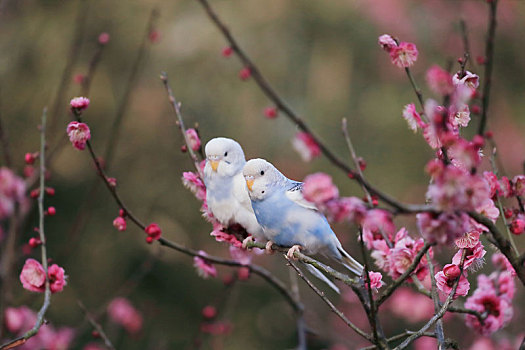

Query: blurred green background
1;0;524;348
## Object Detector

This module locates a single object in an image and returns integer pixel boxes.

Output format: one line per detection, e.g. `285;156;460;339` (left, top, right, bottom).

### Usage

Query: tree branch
477;0;498;136
426;250;445;349
77;301;116;350
285;257;372;343
1;108;51;350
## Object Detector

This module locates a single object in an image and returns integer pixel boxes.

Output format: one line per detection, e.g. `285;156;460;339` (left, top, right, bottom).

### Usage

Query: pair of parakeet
203;137;363;282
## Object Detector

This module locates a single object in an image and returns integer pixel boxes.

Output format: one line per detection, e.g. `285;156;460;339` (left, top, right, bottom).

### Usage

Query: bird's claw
287;245;303;260
242;236;254;249
265;241;275;254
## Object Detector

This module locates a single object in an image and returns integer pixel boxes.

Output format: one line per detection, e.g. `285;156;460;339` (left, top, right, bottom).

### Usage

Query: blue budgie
243;158;363;277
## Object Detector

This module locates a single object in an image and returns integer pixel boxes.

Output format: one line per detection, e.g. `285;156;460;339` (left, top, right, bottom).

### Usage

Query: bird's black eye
261;191;265;194
260;171;264;176
224;152;228;157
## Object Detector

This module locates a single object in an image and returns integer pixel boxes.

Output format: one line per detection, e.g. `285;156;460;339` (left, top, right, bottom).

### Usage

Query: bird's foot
265;241;275;254
242;236;254;249
286;245;303;260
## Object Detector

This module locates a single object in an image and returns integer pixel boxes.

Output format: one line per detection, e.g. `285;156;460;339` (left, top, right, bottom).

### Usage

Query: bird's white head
243;158;285;200
204;138;246;177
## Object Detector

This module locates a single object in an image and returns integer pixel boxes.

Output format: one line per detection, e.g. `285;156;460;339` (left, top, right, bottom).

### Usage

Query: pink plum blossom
378;34;396;52
453;71;479;90
512;175;525;196
452;242;486;271
113;216;127;231
194;250;217;278
145;223;162;243
389;41;418;68
365;271;383;289
498;176;513;197
497;271;516;301
98;32;110;44
455;230;481;249
361;209;395;249
510;216;525;235
185;128;201;151
264;106;278;119
302;172;339;204
325;196;367;224
416;212;470;245
435;264;470;298
107;297;143;334
450;104;471;129
182;171;206;201
483;171;500;198
229;245;252;265
426;65;454;95
476;199;499;222
48;264;66;293
492;253;516;276
292;132;321;162
465;285;512;335
426;166;490;212
66;121;91;150
20;258;46;292
69;96;90;112
4;306;36;334
210;223;242;248
0;168;26;220
402;103;425;132
20;259;66;293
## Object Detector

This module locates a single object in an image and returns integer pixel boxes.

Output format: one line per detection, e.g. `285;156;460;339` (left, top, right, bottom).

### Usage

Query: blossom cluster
19;258;66;294
4;306;75;350
463;253;516;335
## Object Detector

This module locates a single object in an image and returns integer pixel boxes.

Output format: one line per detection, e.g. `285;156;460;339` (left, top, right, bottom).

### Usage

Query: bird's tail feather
302;263;340;294
338;248;364;276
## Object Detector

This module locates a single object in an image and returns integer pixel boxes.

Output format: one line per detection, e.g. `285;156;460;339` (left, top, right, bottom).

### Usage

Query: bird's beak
210;160;219;172
246;179;254;191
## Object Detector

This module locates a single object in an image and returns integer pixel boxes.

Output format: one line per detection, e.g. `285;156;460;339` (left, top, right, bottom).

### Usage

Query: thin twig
358;229;388;349
342;118;373;206
103;9;159;170
0;89;11;167
404;68;425;118
246;241;360;289
160;72;202;176
286;257;372;343
77;301;116;350
285;257;307;350
394;251;467;349
426;250;445;349
459;19;472;76
489;147;519;256
1;108;50;350
81;41;108;97
478;0;498;136
360;330;458;350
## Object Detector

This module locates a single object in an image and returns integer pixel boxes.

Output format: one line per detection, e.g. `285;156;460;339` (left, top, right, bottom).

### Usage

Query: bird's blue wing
285;181;318;211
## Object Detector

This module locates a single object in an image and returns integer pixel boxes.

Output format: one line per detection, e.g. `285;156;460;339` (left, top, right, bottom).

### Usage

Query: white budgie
203;138;264;245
